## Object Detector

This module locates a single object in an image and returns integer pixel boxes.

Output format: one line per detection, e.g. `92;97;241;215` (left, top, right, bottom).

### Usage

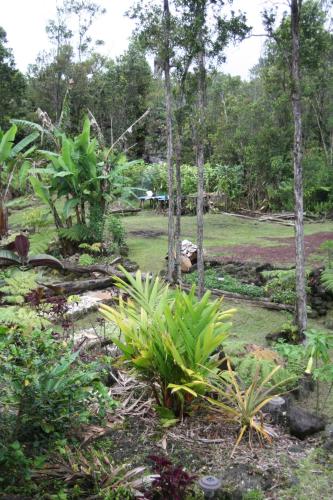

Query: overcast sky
1;0;285;80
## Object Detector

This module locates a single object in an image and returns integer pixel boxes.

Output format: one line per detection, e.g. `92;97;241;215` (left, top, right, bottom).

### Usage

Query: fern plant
321;268;333;293
0;269;39;305
233;355;298;391
79;253;95;266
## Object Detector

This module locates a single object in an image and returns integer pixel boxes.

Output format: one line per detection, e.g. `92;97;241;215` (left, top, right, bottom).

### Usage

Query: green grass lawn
124;211;333;273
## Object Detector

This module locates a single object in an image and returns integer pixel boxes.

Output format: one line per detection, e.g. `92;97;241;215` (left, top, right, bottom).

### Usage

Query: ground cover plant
185;267;265;298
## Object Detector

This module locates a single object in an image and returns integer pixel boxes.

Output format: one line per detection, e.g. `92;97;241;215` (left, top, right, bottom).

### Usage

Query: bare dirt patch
129;229;167;238
208;231;333;264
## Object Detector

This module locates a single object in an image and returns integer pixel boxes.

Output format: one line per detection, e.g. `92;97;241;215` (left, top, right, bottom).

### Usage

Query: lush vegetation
1;0;333;497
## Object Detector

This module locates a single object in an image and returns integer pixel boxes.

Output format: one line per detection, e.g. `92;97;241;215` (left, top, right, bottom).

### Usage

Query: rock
122;259;139;272
311;296;324;306
325;423;333;439
288;405;325;439
323;439;333;452
181;255;192;273
255;262;274;273
264;396;287;425
217;464;271;499
308;309;319;319
325;320;333;330
266;330;291;344
181;240;198;263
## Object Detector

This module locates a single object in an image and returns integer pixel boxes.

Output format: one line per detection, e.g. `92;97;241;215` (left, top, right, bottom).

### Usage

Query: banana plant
30;118;138;243
0;124;39;237
0;234;63;269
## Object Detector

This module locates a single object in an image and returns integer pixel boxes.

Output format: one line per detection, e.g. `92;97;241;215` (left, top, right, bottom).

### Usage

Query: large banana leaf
0;249;21;265
29;254;63;269
0;125;17;162
30;177;52;206
10;131;39;158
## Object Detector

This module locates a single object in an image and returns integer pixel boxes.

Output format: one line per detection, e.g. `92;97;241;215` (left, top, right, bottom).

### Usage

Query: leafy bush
321;268;333;293
0;441;32;485
79;242;102;254
100;268;234;416
104;214;126;250
275;341;307;378
262;269;298;304
0;328;116;442
233;355;298;391
21;207;51;233
185;268;264;298
0;234;63;269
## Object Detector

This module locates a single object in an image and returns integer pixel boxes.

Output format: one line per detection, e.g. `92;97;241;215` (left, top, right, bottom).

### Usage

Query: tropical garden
0;0;333;498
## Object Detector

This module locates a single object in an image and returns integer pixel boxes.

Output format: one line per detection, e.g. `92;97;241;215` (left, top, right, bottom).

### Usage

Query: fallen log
109;207;141;215
62;257;122;275
42;276;117;295
40;269;147;296
181;284;294;312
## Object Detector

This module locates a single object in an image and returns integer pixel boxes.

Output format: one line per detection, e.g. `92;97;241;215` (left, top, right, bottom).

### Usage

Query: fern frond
321;268;333;293
58;224;91;242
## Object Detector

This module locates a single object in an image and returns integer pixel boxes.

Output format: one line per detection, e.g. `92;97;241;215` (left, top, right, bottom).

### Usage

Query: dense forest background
1;0;332;212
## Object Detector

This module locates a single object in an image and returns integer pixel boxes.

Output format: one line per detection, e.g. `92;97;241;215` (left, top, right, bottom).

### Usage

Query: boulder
288;405;325;439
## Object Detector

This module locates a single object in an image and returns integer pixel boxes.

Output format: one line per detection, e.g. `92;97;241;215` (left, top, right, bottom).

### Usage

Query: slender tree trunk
175;131;182;282
0;197;8;238
291;0;307;336
196;47;206;297
164;0;175;282
81;201;86;225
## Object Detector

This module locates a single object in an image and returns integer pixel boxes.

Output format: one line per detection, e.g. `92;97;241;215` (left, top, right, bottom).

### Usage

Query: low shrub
262;269;298;305
104;214;126;250
0;328;116;443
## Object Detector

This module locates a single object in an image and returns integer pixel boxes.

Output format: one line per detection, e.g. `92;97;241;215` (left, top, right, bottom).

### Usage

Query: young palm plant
99;268;234;417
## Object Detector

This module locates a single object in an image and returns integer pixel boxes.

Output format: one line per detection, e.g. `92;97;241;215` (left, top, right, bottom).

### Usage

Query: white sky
1;0;284;80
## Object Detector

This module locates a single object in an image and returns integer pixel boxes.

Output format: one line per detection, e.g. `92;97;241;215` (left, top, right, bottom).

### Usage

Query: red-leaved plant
146;455;196;500
0;234;63;269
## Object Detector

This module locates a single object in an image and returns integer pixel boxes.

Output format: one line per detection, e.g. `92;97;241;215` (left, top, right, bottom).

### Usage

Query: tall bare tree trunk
196;47;206;297
0;198;8;238
175;132;182;282
291;0;307;336
164;0;175;282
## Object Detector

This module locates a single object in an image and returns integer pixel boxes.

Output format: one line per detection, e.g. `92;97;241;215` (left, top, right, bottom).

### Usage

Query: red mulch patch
208;231;333;264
